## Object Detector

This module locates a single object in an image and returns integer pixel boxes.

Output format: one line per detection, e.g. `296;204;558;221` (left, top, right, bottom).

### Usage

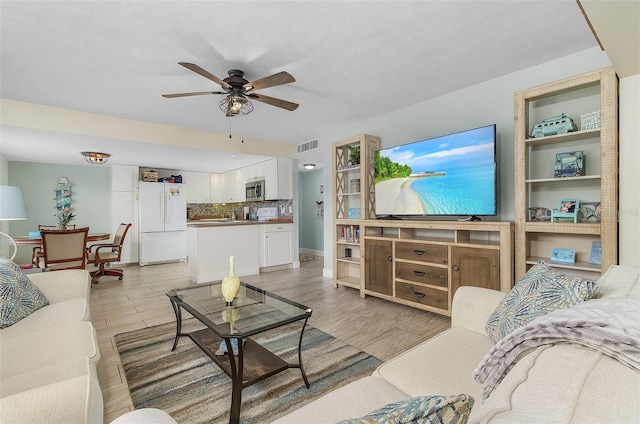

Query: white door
165;184;187;231
139;182;165;232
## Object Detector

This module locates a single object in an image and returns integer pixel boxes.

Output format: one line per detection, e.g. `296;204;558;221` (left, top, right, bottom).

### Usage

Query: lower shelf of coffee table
188;328;290;388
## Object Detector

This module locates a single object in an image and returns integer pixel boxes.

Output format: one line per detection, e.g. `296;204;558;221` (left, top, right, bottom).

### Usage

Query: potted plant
57;208;76;230
347;145;360;166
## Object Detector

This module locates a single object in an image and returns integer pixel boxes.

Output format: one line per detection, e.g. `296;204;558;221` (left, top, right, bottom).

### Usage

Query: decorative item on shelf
551;199;580;223
554;151;584;178
344;248;352;258
529;113;577;138
580;201;602;222
221;255;240;303
580;111;601;131
81;151;110;164
550;247;576;264
588;241;602;265
142;171;159;182
350;179;361;193
347;145;360;166
348;207;361;219
528;207;551;221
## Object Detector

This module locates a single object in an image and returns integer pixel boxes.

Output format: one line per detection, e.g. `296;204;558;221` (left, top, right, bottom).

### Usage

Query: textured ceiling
0;1;598;173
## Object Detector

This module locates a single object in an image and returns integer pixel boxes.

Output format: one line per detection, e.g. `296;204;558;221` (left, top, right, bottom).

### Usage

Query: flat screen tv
374;124;497;219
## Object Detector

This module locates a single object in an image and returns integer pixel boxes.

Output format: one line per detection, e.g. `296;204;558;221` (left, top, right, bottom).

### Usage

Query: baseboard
299;248;324;257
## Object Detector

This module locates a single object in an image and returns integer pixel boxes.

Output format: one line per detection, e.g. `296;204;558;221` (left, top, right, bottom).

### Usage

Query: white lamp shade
0;186;28;220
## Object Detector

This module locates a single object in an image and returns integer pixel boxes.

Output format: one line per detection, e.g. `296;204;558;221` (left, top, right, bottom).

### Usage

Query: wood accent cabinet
364;239;393;295
362;220;513;317
514;67;618;281
332;134;381;291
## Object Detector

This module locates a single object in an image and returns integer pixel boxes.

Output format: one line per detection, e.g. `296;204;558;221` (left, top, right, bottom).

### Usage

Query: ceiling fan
163;62;298;117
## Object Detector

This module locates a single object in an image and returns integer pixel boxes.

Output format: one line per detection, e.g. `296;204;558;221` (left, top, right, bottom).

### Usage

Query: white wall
318;47;613;277
618;74;640;265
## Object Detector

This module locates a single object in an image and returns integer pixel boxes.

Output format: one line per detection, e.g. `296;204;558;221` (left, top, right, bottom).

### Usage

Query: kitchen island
187;220;295;284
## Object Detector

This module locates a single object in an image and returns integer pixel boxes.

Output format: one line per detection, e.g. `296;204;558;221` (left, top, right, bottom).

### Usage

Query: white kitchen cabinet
210;173;225;203
181;171;211;203
260;223;293;267
224;168;246;202
245;162;265;181
110;165;139;264
111;164;138;192
264;158;292;200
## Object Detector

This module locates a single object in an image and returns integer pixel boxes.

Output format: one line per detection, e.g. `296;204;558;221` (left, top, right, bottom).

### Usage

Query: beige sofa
0;267;177;424
274;265;640;423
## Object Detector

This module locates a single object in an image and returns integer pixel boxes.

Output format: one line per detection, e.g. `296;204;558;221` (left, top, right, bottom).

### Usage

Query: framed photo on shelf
554;151;584;178
589;241;602;265
550;247;576;264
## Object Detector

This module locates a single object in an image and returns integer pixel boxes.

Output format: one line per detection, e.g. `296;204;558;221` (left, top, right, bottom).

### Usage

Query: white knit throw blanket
473;297;640;401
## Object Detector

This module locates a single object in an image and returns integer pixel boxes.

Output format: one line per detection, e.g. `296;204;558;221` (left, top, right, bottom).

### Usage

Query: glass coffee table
166;282;313;424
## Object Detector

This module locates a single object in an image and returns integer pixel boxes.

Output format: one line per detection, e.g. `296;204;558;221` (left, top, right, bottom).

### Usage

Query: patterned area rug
115;319;382;424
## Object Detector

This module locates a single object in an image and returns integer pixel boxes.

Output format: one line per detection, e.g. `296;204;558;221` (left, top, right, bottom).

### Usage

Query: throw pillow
0;257;49;328
485;261;597;343
335;394;474;424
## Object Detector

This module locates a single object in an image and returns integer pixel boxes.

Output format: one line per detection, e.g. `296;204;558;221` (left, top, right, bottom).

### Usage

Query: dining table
12;232;110;268
12;232;111;246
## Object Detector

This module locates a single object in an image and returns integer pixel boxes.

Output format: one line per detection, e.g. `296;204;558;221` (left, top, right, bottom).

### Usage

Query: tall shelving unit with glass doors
514;67;618;281
332;134;380;295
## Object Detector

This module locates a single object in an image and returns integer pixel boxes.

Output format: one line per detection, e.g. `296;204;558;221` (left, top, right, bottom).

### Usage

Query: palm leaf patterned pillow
336;394;474;424
485;261;596;343
0;257;49;328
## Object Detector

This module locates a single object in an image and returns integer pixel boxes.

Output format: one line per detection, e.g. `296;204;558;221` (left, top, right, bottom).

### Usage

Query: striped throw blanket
473;297;640;401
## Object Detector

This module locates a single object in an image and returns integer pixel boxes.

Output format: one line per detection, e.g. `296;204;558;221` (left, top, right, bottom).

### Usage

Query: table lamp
0;185;28;260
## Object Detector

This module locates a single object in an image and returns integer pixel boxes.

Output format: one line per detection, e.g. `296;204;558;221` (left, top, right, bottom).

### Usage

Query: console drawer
395;243;447;264
396;282;448;310
395;262;447;288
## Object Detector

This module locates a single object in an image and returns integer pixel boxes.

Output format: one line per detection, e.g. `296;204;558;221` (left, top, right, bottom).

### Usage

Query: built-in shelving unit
514;67;618;280
332;134;380;291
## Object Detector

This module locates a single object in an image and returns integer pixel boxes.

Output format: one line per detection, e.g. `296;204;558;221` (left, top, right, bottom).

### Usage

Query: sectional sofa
0;259;176;424
274;264;640;423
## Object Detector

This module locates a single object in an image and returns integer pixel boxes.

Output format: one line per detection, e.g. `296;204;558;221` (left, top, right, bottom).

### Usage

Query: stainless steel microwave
246;179;265;202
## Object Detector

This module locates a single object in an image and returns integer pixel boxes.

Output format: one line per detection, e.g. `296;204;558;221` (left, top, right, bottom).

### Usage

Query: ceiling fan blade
247;93;299;111
162;91;226;98
178;62;231;90
244;71;295;92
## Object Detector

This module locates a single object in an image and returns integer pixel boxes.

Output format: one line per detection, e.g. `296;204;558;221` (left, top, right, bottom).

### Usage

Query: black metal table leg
169;298;182;351
227;337;244;424
297;316;311;388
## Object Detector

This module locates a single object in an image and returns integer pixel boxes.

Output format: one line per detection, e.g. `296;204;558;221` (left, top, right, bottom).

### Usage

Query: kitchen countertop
187;218;293;227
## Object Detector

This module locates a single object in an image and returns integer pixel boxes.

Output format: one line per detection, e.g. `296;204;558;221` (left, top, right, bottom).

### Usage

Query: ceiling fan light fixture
303;163;316;170
81;151;111;164
219;95;254;117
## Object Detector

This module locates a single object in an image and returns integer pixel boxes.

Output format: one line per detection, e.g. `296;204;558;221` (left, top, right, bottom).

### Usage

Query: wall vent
297;139;318;154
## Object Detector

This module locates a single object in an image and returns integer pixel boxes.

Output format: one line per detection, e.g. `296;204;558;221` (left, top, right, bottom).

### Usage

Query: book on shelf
340;225;360;242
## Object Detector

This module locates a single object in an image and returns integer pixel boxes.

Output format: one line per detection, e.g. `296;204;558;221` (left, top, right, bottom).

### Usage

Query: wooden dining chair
32;224;76;267
40;227;89;270
87;223;131;284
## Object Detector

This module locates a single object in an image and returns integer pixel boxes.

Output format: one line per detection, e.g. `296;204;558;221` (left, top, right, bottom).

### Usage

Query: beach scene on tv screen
375;125;496;216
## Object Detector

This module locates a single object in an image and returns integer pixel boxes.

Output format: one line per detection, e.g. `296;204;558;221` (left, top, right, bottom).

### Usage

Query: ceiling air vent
297;139;318;154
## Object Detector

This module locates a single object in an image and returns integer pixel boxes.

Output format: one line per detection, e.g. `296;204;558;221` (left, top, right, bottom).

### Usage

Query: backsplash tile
188;199;293;220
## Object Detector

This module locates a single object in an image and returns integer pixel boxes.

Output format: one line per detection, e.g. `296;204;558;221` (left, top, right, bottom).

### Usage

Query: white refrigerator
139;181;187;265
